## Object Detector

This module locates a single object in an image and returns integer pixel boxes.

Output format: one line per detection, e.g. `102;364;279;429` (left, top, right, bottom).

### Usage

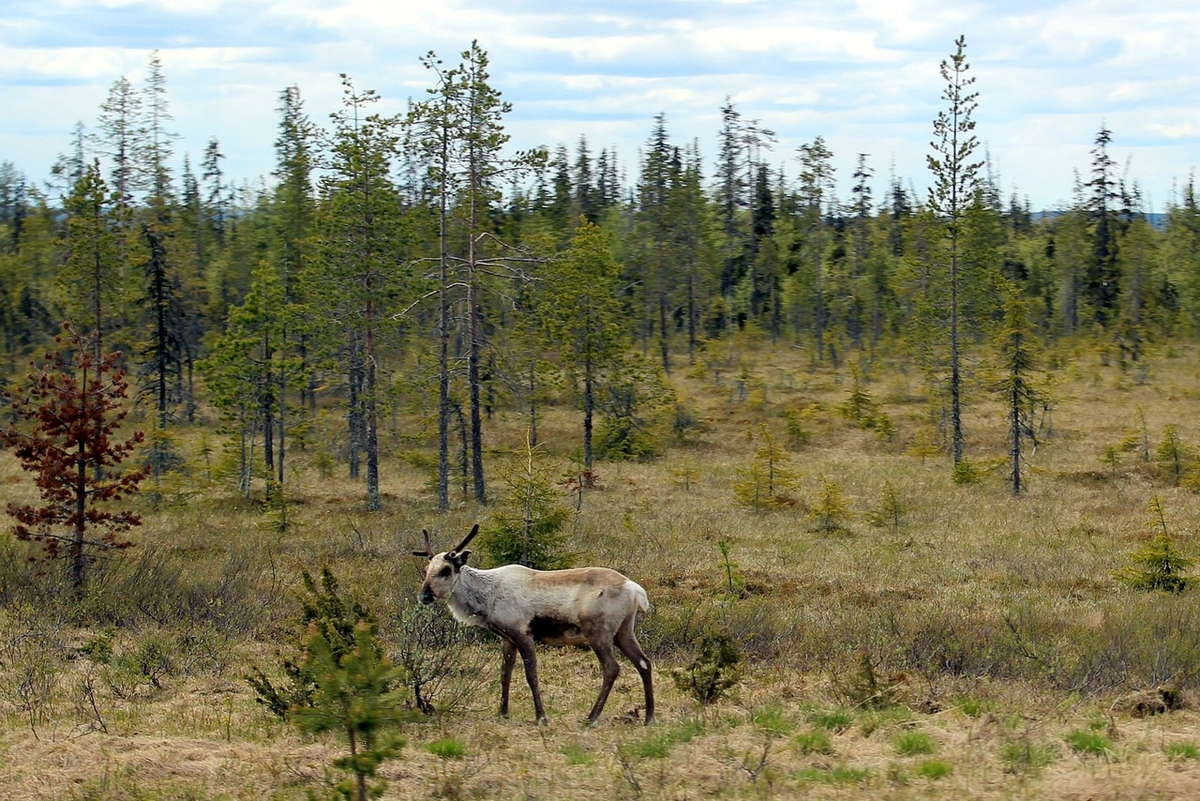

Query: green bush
247;567;377;721
672;632;741;705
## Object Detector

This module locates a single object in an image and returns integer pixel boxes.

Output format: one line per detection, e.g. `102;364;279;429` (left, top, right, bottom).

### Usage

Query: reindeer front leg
499;638;517;718
586;640;621;725
514;634;547;725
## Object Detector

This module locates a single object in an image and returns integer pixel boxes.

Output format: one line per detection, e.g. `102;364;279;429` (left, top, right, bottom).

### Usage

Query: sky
2;0;1199;213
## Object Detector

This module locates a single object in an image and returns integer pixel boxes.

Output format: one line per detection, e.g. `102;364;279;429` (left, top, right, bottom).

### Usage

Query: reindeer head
412;524;479;605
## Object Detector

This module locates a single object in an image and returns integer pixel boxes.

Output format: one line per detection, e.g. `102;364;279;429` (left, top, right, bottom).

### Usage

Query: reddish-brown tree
1;324;149;591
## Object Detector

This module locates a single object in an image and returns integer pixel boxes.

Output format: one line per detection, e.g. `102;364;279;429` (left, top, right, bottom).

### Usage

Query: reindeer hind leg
616;619;655;725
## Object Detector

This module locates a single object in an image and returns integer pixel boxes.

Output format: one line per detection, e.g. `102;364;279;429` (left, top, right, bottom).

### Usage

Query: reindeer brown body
414;526;654;726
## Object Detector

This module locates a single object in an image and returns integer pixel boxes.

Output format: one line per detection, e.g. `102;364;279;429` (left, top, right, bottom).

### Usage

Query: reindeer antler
411;529;435;559
450;524;479;555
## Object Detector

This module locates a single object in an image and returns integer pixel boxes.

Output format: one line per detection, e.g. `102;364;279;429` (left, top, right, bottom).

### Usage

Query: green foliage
478;436;573;570
539;218;625;467
1065;727;1112;757
792;764;869;785
807;475;852;533
594;353;675;461
292;620;409;801
733;425;801;510
1165;741;1200;761
1156;424;1189;486
866;480;908;531
717;540;745;598
794;729;833;755
425;738;466;760
838;364;891;434
809;709;854;732
951;456;983;485
560;743;596;766
893;730;937;756
995;287;1045;496
627;719;704;760
1100;444;1122;474
916;759;952;779
1000;738;1059;775
672;632;741;705
783;407;810;448
1113;496;1193;593
247;567;377;721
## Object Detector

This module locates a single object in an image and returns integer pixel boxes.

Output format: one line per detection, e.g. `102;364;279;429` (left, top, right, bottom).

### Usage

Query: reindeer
412;524;654;726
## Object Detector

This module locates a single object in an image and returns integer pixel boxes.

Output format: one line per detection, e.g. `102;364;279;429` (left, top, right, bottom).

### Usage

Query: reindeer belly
529;615;587;646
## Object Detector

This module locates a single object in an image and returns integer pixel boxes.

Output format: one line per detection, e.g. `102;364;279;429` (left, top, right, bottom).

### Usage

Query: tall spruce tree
58;160;120;359
1085;126;1122;326
927;34;982;467
798;136;836;359
313;75;404;511
540;218;625;470
407;42;544;506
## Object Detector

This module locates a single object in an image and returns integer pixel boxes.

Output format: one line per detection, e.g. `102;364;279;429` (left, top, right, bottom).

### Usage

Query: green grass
1000;740;1060;775
1164;741;1200;761
560;743;595;766
1065;728;1112;757
916;759;953;779
892;730;937;756
426;738;466;760
793;764;870;785
794;729;834;755
810;709;854;732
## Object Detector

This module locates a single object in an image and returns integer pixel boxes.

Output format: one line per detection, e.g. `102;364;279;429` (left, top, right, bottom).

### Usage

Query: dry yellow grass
4;336;1200;798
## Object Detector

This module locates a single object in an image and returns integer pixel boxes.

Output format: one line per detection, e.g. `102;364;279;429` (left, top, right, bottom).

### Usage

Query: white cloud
1;0;1197;209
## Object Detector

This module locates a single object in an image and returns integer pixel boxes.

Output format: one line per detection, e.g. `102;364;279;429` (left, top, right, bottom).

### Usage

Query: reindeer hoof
537;716;549;726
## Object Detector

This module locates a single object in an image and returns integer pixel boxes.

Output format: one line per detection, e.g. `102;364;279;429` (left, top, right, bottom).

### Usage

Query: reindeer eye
439;566;452;577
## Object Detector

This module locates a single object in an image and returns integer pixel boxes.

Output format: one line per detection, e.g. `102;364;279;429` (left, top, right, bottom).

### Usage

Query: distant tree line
2;40;1199;507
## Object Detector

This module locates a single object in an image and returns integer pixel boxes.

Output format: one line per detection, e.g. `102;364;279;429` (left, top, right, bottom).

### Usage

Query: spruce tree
1;325;148;591
798;136;835;359
927;34;983;468
540;218;624;471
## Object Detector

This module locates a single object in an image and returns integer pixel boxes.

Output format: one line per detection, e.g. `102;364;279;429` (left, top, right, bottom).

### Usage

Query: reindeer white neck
444;565;497;626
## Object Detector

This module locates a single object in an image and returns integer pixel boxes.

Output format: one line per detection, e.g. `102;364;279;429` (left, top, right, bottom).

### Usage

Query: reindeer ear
449;549;472;567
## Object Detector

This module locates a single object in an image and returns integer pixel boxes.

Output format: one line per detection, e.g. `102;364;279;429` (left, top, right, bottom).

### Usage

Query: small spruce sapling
672;632;741;705
247;567;378;721
1113;496;1193;593
292;620;409;801
838;363;891;434
808;475;851;534
733;425;800;510
867;480;908;531
1156;425;1188;487
478;434;573;570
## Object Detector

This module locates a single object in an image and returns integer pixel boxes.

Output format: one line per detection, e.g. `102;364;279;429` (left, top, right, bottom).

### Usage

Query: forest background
3;37;1200;799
